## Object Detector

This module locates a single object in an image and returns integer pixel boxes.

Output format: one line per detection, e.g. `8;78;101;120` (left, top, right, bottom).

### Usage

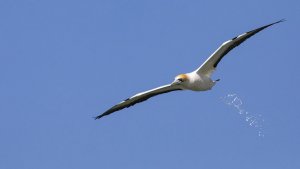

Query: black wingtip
248;19;286;33
274;19;286;24
94;114;104;120
279;19;286;22
254;19;286;32
264;19;286;29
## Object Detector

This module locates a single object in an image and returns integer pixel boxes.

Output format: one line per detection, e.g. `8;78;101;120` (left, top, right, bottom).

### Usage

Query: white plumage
95;20;284;119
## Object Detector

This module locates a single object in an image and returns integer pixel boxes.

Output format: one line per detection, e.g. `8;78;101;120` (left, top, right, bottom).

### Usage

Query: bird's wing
95;84;182;119
195;19;284;77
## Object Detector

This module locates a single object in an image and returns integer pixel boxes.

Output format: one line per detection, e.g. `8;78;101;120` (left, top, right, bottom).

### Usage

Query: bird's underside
95;19;284;120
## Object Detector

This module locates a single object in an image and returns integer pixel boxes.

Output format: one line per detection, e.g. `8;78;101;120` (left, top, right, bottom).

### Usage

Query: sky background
1;0;299;169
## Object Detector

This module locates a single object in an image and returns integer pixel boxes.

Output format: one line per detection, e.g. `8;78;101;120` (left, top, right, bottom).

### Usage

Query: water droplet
220;93;265;137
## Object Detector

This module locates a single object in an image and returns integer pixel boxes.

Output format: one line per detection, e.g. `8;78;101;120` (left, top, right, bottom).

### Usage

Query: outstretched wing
95;84;182;119
196;19;284;77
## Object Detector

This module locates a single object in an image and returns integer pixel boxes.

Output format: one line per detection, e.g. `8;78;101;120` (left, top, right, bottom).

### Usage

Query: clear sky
1;0;299;169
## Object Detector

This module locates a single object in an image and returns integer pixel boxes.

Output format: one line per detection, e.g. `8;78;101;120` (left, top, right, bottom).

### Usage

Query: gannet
95;20;284;119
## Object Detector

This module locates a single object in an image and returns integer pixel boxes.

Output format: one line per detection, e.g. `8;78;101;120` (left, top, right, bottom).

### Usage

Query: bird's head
172;74;189;86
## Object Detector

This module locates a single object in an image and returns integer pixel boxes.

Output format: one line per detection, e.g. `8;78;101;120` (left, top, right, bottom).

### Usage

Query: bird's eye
178;78;184;82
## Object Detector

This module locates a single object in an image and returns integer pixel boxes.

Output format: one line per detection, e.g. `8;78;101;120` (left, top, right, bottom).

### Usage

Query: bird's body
95;20;284;119
176;72;215;91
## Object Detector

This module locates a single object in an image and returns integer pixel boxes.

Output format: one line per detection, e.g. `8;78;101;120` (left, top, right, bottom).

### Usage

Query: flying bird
95;20;284;119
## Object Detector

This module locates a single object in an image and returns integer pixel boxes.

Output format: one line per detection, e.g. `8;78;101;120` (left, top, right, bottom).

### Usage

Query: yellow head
176;74;188;81
172;74;189;85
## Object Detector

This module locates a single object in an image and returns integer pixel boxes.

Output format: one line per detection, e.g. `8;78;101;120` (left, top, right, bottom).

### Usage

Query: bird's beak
171;80;181;86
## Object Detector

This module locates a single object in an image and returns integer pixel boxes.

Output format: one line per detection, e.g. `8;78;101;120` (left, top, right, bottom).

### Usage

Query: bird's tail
214;79;220;82
213;79;220;87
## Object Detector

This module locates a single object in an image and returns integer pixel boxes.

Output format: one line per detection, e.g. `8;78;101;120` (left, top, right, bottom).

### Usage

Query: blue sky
1;0;299;168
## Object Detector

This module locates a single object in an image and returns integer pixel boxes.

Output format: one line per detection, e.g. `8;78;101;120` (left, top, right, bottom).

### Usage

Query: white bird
95;20;284;119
